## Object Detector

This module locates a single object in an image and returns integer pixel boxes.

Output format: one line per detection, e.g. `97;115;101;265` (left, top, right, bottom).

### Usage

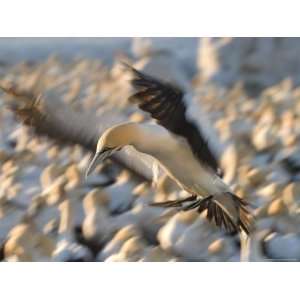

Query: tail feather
191;192;253;234
208;192;253;235
152;192;253;235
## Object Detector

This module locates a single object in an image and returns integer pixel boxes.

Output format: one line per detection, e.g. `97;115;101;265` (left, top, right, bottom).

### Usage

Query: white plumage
86;65;252;234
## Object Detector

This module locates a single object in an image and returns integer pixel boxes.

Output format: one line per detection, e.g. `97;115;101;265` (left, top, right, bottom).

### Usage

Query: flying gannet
86;65;252;235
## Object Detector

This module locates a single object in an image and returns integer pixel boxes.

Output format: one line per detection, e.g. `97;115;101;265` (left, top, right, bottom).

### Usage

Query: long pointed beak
85;149;115;178
85;152;101;178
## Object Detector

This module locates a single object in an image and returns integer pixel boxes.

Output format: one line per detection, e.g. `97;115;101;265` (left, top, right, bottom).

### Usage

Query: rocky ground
1;38;300;261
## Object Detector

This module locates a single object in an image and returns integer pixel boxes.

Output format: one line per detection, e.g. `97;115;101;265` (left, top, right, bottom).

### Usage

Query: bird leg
149;195;197;208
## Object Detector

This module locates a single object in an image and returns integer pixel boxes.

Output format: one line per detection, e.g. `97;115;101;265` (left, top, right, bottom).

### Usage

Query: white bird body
127;123;228;197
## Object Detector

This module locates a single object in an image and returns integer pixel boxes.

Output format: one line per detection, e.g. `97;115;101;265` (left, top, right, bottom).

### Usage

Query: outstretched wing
0;83;159;182
125;64;221;175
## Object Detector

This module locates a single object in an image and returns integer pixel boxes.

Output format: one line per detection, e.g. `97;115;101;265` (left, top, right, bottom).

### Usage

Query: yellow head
85;122;139;178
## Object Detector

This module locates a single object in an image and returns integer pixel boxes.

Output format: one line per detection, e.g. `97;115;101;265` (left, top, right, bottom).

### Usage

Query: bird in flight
86;64;252;235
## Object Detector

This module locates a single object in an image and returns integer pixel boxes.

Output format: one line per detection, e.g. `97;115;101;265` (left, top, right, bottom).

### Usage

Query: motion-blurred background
1;37;300;262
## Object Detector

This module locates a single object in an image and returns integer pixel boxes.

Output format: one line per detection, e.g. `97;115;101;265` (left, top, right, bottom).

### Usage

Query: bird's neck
115;122;166;157
114;122;142;146
124;123;160;154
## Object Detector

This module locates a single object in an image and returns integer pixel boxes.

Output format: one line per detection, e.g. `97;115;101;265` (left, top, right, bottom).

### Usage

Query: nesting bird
82;188;114;249
52;199;92;262
86;64;252;234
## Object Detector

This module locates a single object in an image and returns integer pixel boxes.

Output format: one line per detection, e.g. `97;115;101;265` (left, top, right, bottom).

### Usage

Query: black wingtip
120;61;132;70
120;61;158;86
120;61;141;76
